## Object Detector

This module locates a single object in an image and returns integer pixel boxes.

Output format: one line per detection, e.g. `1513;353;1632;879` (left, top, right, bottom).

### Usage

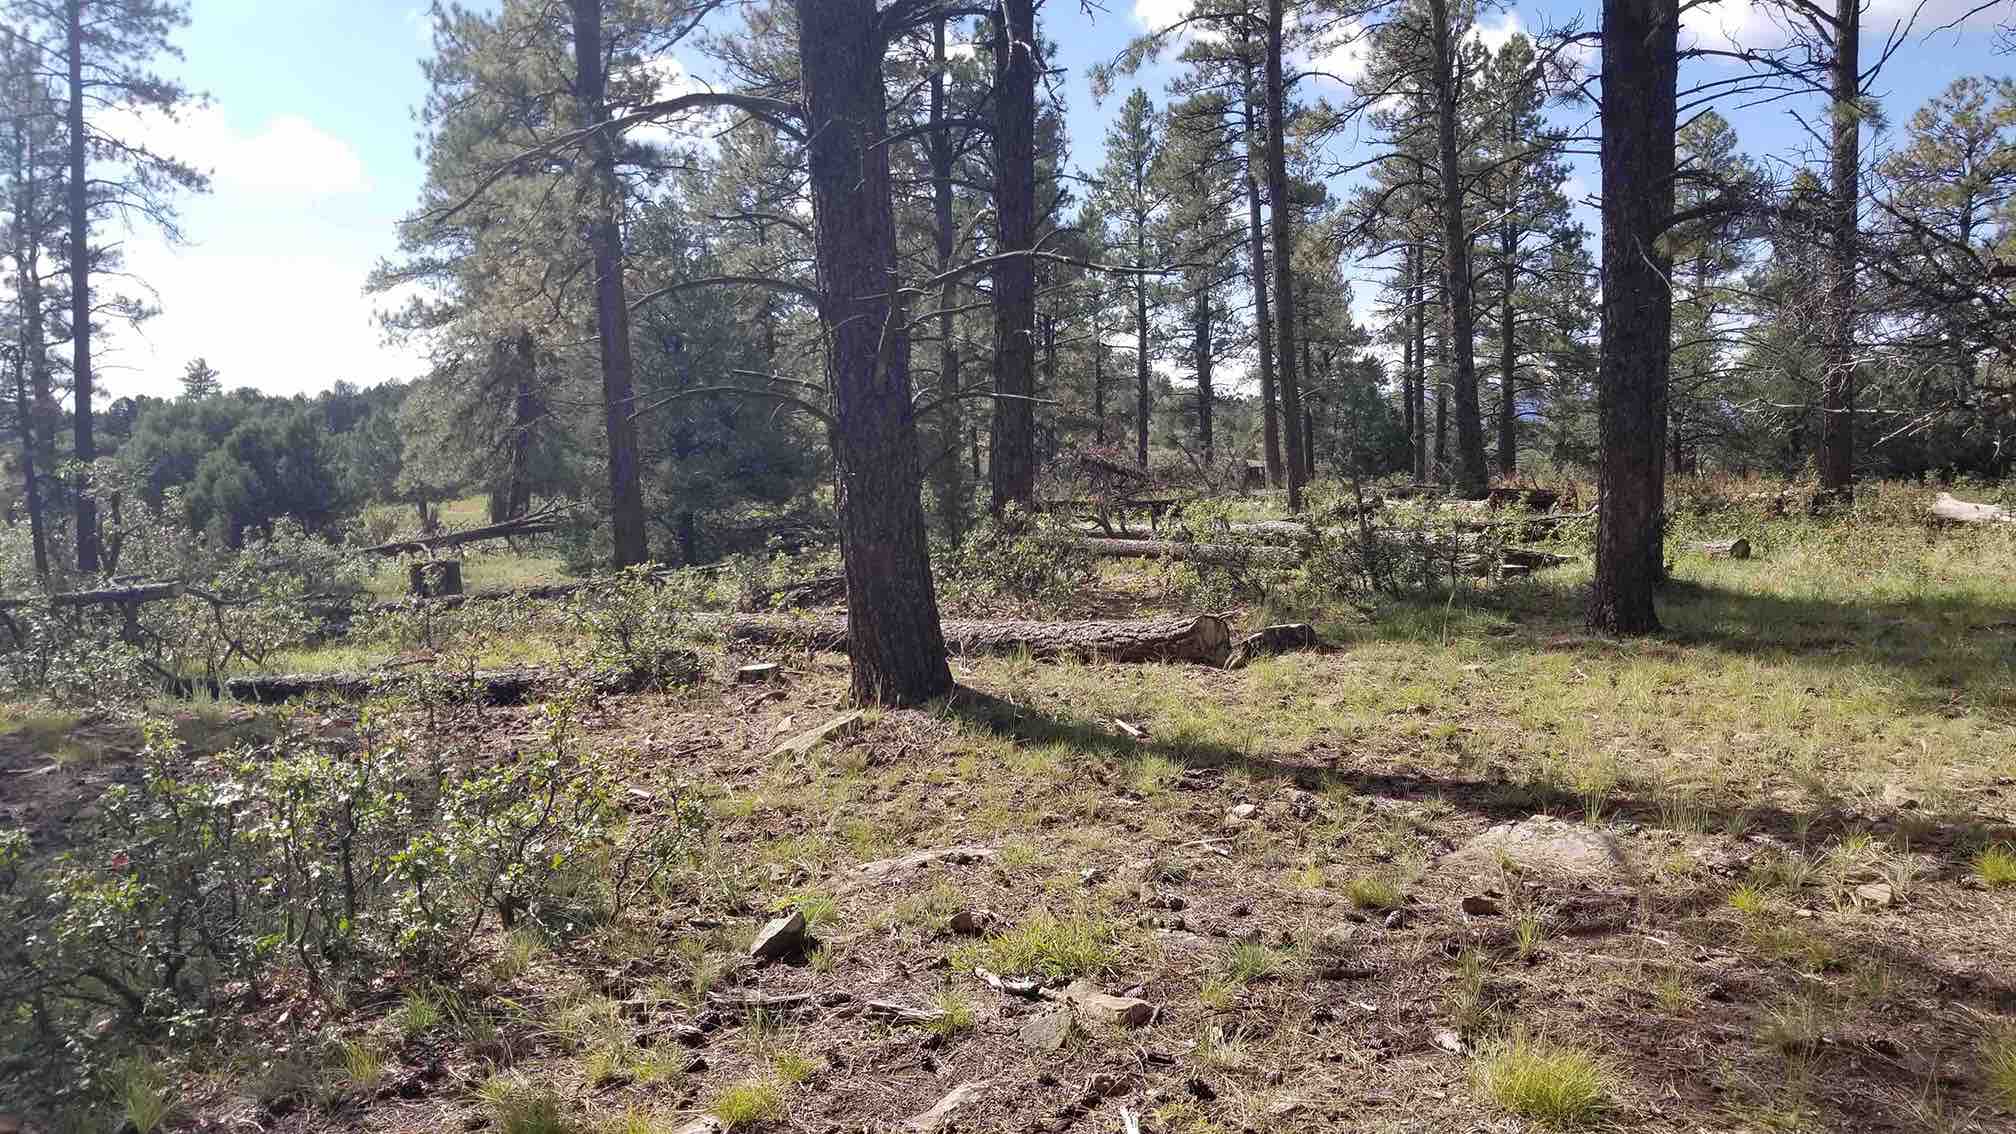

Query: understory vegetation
2;475;2013;1131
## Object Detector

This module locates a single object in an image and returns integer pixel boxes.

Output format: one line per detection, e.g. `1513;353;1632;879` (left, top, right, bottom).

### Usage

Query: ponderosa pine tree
1093;89;1163;469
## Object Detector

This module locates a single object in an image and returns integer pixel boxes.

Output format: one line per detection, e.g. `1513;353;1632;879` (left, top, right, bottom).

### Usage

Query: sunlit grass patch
1470;1029;1611;1126
950;909;1121;979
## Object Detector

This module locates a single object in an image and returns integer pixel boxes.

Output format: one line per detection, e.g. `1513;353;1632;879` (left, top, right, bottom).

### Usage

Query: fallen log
710;612;1237;665
0;581;182;610
1052;536;1299;568
1931;492;2014;525
181;660;684;705
356;507;572;557
1699;537;1752;559
1226;623;1318;669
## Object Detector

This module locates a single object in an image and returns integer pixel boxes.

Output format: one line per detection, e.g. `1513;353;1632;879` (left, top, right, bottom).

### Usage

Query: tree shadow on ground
944;684;2016;1131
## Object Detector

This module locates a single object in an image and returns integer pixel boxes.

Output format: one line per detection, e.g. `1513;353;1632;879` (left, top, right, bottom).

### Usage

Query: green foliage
950;910;1120;979
937;509;1096;616
560;566;709;688
710;1079;785;1131
1470;1029;1611;1126
0;700;706;1091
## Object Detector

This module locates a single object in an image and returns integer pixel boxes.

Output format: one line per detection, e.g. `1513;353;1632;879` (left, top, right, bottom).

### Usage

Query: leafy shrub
561;566;709;688
937;508;1095;616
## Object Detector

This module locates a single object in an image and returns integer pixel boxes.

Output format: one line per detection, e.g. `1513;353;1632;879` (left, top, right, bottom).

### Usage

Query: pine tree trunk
797;0;953;706
1588;0;1677;635
1433;316;1448;475
8;119;49;578
1818;0;1859;496
570;0;648;568
1412;246;1428;482
1195;276;1213;466
65;0;97;574
1499;223;1518;477
1264;0;1304;511
506;327;536;519
929;18;966;539
988;0;1038;512
1243;46;1282;486
1134;253;1151;468
1401;244;1417;478
1429;0;1488;499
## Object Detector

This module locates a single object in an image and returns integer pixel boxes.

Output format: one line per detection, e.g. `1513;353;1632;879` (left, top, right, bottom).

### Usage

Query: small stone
1881;782;1922;810
1056;980;1154;1027
1263;1068;1285;1087
1230;901;1253;917
1080;866;1108;886
1227;803;1259;821
1855;881;1895;908
950;909;997;935
1185;1077;1217;1101
906;1082;990;1132
1163;894;1187;911
1383;910;1406;930
1460;894;1503;917
1431;1029;1465;1055
1083;1073;1129;1099
1019;1008;1075;1053
749;909;808;961
669;1116;722;1134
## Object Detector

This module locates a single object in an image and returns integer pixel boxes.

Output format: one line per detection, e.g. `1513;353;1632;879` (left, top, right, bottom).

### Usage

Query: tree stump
1699;537;1751;559
409;560;464;598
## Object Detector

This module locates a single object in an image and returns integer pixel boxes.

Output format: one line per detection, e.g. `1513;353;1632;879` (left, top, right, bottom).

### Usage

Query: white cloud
1472;11;1527;54
1303;18;1369;86
1680;0;1998;57
103;235;425;398
104;104;370;198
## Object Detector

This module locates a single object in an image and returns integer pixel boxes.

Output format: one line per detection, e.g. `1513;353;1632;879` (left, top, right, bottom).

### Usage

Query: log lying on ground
181;660;684;705
0;580;182;610
1931;492;2015;524
1699;537;1752;559
1227;623;1318;669
709;612;1237;665
1050;536;1300;568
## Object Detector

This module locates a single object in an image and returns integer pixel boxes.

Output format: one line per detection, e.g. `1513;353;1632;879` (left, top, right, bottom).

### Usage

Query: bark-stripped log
706;612;1235;665
1050;537;1300;567
1931;493;2014;524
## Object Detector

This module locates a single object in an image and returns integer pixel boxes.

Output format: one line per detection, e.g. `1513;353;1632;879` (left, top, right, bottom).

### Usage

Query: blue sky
99;0;2012;399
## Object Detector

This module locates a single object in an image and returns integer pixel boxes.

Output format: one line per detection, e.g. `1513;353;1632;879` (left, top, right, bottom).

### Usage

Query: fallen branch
355;506;574;557
1931;492;2014;525
0;581;182;611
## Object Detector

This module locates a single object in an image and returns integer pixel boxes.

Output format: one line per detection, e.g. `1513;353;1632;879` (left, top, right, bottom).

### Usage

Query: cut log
744;574;846;611
1699;537;1752;559
1931;492;2014;524
182;659;688;705
1485;487;1561;512
0;580;182;610
408;560;463;598
1226;623;1318;669
711;612;1236;666
1054;537;1299;568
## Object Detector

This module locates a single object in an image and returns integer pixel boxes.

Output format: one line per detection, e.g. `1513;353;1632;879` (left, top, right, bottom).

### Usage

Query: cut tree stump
408;560;463;598
736;662;781;684
1226;623;1318;669
1931;492;2014;524
1699;537;1752;559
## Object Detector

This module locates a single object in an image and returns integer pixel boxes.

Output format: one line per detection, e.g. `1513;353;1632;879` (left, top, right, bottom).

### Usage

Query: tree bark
1428;0;1488;498
1498;219;1518;476
1412;243;1429;482
1401;244;1417;480
988;0;1038;512
797;0;953;706
1134;234;1151;468
1818;0;1859;496
65;0;97;573
570;0;649;568
1265;0;1304;511
1243;42;1282;486
1588;0;1678;635
1194;271;1214;466
506;327;537;519
7;112;49;578
929;17;967;538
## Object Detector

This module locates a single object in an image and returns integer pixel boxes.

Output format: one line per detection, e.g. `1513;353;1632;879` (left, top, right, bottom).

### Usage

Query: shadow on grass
945;684;2016;1131
1341;573;2016;719
944;685;2011;873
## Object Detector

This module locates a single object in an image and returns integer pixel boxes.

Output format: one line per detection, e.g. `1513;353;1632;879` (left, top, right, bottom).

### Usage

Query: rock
1053;980;1155;1027
669;1118;722;1134
1431;1029;1466;1055
1080;866;1108;886
749;909;808;961
950;909;997;936
768;710;864;760
1880;782;1921;810
906;1082;990;1132
851;845;997;886
1443;815;1635;883
1227;803;1259;822
1855;881;1895;908
1383;909;1406;930
1185;1077;1217;1101
1460;894;1503;916
1084;1073;1130;1099
1020;1008;1075;1053
1286;790;1319;820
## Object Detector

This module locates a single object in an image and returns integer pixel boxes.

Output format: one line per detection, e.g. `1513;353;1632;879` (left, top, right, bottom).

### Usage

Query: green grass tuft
1975;844;2016;887
710;1079;786;1131
951;910;1120;979
1470;1029;1611;1126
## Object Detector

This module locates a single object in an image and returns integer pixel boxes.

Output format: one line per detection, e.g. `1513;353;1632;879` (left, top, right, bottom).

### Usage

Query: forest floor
5;486;2016;1133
